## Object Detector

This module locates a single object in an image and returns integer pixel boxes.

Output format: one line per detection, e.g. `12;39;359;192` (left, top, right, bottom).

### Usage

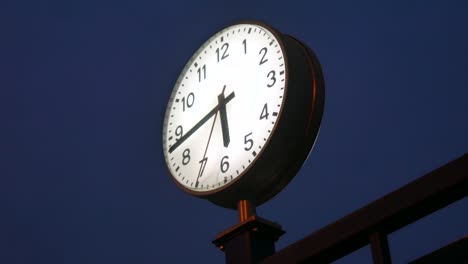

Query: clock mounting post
213;200;285;264
238;200;256;222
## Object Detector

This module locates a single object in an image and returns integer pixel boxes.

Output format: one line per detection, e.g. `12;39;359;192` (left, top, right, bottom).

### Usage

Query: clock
162;21;324;209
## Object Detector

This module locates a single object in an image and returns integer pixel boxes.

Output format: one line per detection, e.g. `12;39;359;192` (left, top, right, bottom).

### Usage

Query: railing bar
263;153;468;263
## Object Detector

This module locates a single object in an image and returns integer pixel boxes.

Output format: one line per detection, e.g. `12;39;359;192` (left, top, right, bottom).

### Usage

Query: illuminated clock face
162;23;286;193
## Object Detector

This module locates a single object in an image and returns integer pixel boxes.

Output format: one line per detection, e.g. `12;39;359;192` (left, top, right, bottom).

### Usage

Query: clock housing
162;21;324;209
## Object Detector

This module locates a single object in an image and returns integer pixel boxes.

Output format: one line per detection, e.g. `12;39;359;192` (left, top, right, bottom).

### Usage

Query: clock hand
168;91;235;154
218;85;230;148
195;110;218;187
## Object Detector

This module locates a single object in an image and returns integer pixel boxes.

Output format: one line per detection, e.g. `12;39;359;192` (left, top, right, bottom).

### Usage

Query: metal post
369;232;392;264
238;200;256;222
213;200;284;264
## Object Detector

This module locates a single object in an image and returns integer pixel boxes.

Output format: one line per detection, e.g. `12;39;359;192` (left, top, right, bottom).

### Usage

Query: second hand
195;110;218;188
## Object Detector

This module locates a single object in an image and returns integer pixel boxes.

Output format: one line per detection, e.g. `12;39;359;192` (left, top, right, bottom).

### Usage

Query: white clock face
163;23;286;193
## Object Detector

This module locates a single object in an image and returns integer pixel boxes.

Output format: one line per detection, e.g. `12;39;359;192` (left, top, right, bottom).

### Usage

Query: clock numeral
244;132;254;151
181;92;195;111
242;39;247;54
175;125;183;140
216;43;229;62
198;157;208;178
260;103;269;120
259;47;268;65
197;64;206;82
267;70;276;88
182;148;191;165
220;155;230;173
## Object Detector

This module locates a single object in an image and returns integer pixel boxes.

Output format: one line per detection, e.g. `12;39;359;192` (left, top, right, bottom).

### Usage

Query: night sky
2;1;468;263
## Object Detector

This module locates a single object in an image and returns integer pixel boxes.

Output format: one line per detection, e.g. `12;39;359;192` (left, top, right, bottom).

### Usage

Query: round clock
162;21;324;209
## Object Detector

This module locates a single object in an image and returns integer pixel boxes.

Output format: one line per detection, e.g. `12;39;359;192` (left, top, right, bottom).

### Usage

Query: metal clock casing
162;21;324;209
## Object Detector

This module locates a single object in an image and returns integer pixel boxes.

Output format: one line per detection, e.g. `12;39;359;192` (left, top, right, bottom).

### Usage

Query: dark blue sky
2;1;467;263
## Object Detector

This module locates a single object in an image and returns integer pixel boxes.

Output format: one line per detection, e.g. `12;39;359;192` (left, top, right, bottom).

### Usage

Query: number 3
267;70;276;88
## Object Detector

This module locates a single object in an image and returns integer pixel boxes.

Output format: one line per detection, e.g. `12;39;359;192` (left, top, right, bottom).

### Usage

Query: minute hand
168;91;235;154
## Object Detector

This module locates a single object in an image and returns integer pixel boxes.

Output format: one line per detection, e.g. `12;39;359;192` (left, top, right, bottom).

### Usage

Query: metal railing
263;153;468;263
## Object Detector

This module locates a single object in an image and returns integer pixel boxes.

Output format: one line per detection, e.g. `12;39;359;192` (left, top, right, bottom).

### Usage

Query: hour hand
218;86;230;148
